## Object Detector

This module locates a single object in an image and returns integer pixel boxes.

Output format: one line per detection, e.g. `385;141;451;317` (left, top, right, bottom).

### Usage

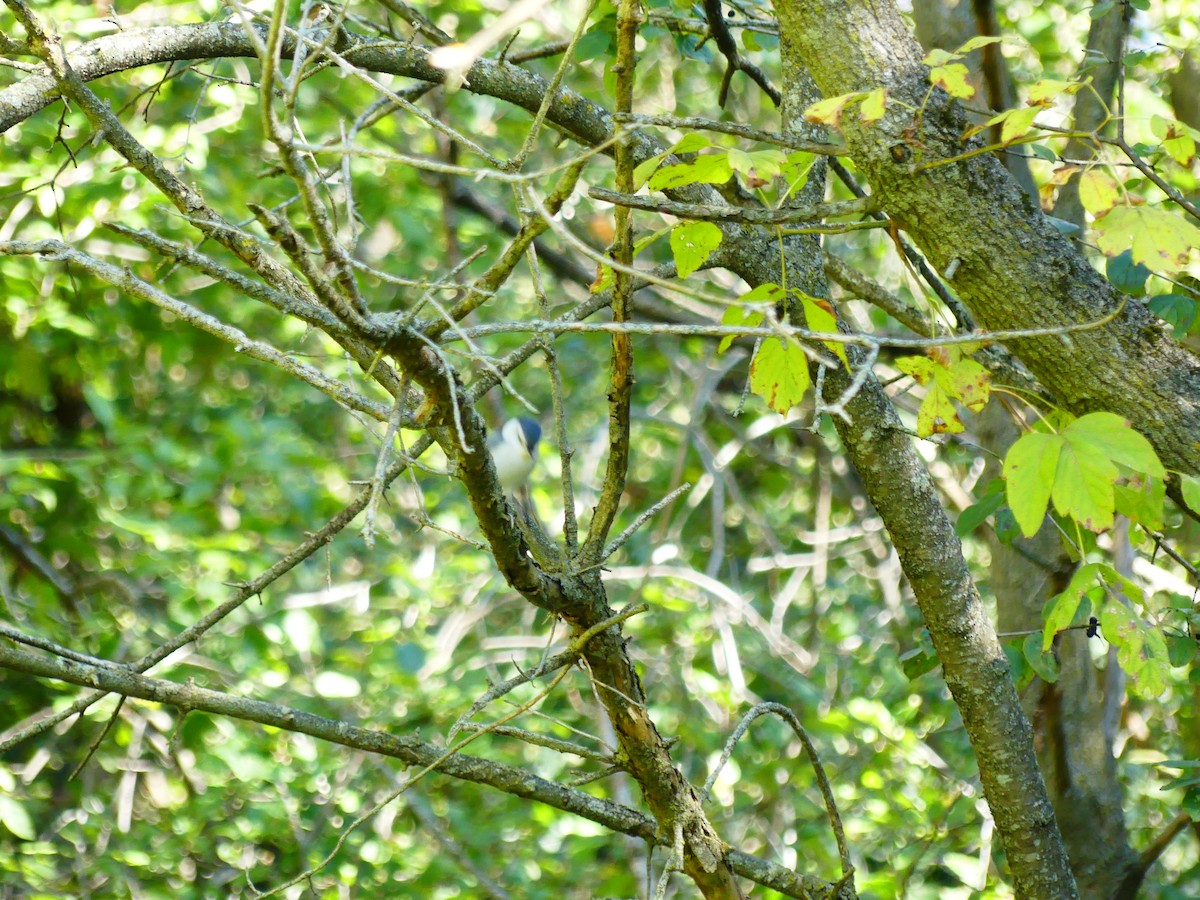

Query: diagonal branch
0;640;831;899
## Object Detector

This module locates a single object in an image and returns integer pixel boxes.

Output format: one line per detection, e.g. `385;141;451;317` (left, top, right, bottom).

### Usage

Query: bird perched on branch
489;417;542;494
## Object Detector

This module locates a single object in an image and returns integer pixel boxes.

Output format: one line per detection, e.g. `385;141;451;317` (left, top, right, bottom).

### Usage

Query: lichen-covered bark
765;9;1079;898
904;3;1138;888
775;0;1200;475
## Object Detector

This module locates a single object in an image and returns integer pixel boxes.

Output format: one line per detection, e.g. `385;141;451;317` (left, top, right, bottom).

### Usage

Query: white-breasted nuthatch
489;417;542;494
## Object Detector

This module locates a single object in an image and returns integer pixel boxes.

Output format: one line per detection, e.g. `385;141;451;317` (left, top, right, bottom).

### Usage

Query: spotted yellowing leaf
896;349;992;437
929;63;975;99
858;88;888;123
1151;115;1197;167
1027;78;1083;105
1078;170;1121;215
804;93;863;127
1094;205;1200;268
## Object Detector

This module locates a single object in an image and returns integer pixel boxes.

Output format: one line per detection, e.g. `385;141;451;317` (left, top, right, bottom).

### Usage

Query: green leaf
1182;474;1200;511
575;27;614;62
956;479;1007;536
1062;412;1165;478
717;305;764;353
1023;632;1060;682
1102;601;1170;699
955;35;1005;54
1107;249;1152;296
1003;432;1061;537
750;338;811;414
1004;639;1034;688
727;148;754;177
1050;435;1118;531
0;796;35;840
648;154;733;191
633;152;668;188
745;30;778;51
993;506;1020;544
899;645;940;679
1185;788;1200;820
797;293;848;367
670;221;723;278
743;149;788;180
673;32;713;62
1003;413;1167;535
739;282;786;306
1113;476;1165;530
1042;563;1105;651
633;225;671;257
1148;293;1197;337
1167;633;1198;667
670;133;711;155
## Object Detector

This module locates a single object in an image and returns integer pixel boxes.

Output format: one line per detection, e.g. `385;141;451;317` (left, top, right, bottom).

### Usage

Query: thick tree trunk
727;27;1079;900
907;3;1140;891
775;0;1200;476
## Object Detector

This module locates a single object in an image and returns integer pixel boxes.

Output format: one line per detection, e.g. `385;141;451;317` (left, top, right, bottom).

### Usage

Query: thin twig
0;239;393;421
602;483;693;562
449;305;1126;348
703;702;852;879
590;186;876;224
614;111;842;154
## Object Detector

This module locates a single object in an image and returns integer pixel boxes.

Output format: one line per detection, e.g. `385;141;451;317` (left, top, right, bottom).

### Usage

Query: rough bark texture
775;0;1200;476
909;3;1138;891
729;24;1079;900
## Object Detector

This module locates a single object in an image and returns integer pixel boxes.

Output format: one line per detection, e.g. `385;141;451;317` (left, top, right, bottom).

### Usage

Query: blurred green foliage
0;1;1198;898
